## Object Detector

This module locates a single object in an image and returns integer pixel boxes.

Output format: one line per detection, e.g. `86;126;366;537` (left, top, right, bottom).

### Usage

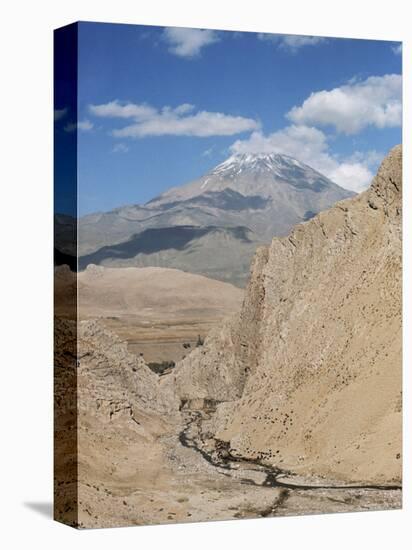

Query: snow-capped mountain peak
77;151;355;286
146;151;353;211
210;152;308;177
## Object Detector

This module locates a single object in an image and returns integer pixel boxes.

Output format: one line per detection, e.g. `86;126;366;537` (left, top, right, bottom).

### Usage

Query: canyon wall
173;145;402;485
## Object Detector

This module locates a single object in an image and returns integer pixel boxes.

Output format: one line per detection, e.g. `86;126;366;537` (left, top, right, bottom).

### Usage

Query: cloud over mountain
87;72;400;193
89;100;259;138
287;74;402;134
230;125;380;192
228;73;400;193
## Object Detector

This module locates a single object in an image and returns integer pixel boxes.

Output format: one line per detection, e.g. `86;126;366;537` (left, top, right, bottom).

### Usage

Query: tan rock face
174;145;402;485
169;246;270;404
61;318;182;528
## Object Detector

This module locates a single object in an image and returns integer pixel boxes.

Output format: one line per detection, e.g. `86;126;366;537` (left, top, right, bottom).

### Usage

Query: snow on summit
148;152;348;206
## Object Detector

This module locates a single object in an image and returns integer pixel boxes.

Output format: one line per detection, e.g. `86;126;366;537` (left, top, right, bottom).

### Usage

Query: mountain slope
149;153;349;207
171;145;402;485
78;225;261;286
62;264;244;319
74;153;354;286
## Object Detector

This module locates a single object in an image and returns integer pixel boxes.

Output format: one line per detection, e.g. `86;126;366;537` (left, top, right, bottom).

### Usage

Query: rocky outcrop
166;319;244;404
55;316;181;527
168;245;269;404
77;319;178;416
173;145;402;486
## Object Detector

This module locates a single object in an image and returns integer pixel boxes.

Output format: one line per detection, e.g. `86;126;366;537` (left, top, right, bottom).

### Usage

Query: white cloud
202;146;215;157
287;74;402;134
112;143;129;153
64;119;94;133
231;124;328;159
230;125;379;192
114;111;258;138
78;120;94;131
89;100;259;138
326;161;374;192
163;27;219;58
258;33;327;53
392;43;402;55
173;103;195;115
344;149;384;168
54;107;68;121
89;101;156;120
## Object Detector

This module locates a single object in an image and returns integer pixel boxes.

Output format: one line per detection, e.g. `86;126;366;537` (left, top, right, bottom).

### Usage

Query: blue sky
54;22;402;215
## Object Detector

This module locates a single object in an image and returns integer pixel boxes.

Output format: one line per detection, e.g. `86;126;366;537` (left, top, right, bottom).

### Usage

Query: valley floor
54;309;401;529
76;393;401;528
101;315;215;365
53;304;402;528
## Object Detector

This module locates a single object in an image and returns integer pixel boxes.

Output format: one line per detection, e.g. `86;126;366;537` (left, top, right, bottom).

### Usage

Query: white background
1;0;410;548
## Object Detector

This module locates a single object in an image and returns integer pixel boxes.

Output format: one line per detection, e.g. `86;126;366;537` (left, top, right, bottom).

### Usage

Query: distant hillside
78;225;261;287
55;264;244;320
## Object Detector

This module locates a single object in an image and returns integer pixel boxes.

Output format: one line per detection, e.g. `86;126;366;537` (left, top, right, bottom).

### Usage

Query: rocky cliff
55;316;181;528
172;145;402;485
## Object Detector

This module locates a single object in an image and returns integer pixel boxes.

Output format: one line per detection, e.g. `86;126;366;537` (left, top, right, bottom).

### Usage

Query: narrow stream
179;410;401;493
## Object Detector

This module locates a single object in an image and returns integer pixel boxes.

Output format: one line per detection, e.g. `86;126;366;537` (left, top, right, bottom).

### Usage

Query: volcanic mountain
75;153;354;286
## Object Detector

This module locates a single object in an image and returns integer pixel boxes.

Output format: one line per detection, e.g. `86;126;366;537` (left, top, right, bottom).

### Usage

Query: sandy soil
55;264;244;363
102;316;218;364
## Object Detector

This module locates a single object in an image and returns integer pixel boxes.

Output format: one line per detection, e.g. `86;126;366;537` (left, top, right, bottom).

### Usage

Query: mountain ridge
146;152;350;207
